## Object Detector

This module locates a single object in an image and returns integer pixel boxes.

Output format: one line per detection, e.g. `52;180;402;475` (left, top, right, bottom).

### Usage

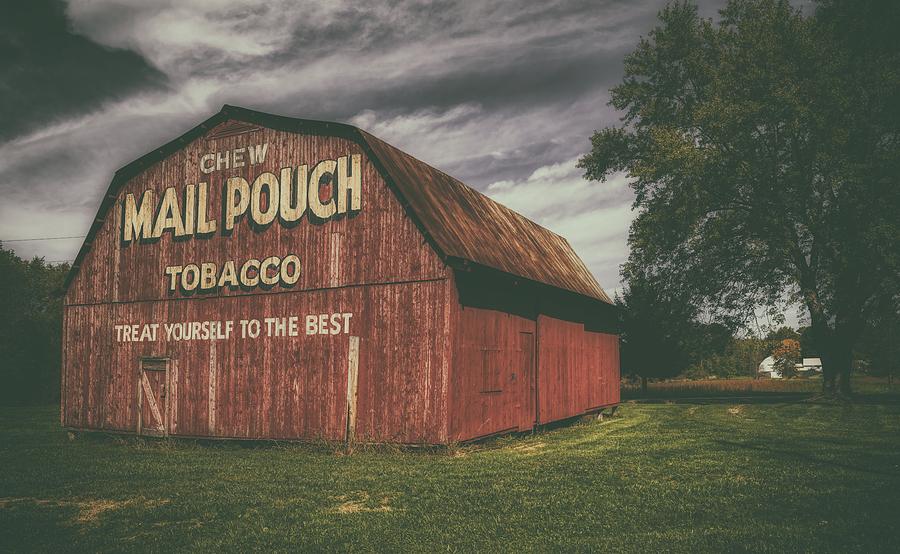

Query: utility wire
1;235;85;242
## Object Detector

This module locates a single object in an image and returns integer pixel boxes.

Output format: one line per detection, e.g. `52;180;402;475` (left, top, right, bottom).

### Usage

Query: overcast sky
0;0;733;297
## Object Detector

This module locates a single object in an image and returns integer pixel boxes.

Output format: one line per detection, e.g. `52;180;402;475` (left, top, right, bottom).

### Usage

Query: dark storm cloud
0;0;166;142
246;0;650;123
0;0;731;291
295;46;626;123
440;140;572;187
248;0;728;124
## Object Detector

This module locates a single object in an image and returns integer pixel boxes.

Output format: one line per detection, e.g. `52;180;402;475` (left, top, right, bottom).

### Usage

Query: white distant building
758;356;782;379
759;355;823;378
799;358;823;373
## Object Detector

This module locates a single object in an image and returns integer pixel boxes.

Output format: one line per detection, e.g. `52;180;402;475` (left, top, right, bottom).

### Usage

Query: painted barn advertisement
122;145;360;294
61;106;619;445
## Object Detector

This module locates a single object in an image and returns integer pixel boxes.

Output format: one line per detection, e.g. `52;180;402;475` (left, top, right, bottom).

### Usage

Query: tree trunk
834;345;853;397
837;365;852;396
823;369;837;395
641;376;648;394
824;333;854;397
807;313;837;396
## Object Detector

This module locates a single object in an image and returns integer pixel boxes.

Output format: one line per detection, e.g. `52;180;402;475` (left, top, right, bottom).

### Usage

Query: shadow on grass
64;427;453;455
657;397;900;478
711;437;898;477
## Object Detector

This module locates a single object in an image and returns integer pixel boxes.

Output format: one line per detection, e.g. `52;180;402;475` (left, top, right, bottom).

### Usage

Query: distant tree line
617;271;899;385
0;244;68;405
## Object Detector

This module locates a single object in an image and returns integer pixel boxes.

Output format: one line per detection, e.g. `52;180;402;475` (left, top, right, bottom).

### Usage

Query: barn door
519;332;536;430
138;358;169;436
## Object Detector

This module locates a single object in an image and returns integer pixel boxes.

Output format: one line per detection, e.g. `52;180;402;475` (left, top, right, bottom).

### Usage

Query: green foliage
0;244;68;405
773;338;802;378
766;326;800;343
854;296;900;380
2;400;899;551
580;0;900;393
684;335;773;378
616;274;693;380
616;270;730;380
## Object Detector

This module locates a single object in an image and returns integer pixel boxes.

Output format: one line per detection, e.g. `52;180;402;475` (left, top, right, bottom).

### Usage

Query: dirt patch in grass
0;497;64;509
507;441;547;454
331;492;396;514
0;496;170;525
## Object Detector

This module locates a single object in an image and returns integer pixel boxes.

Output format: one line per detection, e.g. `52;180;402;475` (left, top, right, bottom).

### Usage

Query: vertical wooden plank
163;362;170;436
329;232;343;288
60;308;67;426
345;335;360;445
208;342;217;435
440;276;455;443
112;202;121;302
534;314;542;425
136;362;142;434
170;358;179;433
519;331;535;430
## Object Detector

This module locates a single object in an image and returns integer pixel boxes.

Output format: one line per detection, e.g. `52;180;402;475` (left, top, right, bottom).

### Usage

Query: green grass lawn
2;397;899;552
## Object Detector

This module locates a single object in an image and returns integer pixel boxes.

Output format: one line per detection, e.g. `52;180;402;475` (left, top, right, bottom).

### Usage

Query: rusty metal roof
65;105;613;304
361;131;612;303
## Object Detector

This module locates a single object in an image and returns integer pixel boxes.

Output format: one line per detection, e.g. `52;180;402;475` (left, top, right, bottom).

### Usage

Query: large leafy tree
580;0;900;395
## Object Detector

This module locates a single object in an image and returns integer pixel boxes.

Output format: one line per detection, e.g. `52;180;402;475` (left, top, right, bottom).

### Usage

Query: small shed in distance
61;105;620;444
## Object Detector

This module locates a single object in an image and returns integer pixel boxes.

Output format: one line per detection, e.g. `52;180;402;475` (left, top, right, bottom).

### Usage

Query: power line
1;235;85;242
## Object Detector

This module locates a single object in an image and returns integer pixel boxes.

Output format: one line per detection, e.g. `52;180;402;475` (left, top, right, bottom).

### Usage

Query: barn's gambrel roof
65;105;612;304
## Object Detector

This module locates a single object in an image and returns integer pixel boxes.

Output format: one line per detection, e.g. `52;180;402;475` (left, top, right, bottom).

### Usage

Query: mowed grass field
2;389;899;552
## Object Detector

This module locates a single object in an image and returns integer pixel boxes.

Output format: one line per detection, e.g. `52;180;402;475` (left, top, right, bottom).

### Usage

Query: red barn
61;105;620;444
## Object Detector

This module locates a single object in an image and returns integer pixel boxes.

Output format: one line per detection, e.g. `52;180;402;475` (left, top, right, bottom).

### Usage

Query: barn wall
448;305;537;442
62;280;449;444
536;315;619;424
66;127;445;306
62;115;621;445
63;121;451;443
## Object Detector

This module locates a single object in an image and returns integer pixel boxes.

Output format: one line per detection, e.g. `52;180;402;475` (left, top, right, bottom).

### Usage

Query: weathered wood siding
449;305;537;441
448;307;619;443
62;111;620;445
536;315;619;424
63;122;451;443
63;280;450;443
